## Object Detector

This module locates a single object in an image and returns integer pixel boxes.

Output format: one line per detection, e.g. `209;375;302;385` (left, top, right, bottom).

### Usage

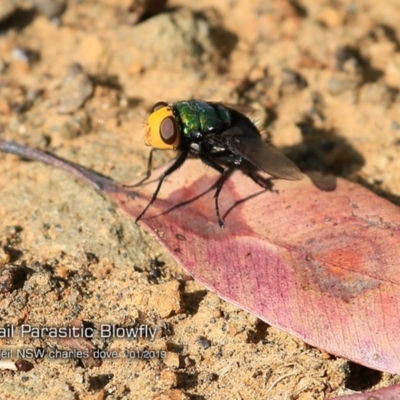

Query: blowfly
135;100;303;228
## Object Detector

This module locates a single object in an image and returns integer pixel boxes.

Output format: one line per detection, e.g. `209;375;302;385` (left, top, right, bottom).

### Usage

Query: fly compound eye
146;103;179;149
152;101;168;113
160;116;178;145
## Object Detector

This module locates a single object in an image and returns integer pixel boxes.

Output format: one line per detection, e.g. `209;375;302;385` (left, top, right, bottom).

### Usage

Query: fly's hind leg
200;155;233;228
239;159;277;193
246;169;278;193
136;150;188;223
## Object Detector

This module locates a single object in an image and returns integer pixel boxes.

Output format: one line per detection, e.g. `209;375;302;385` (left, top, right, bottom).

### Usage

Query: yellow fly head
145;102;180;150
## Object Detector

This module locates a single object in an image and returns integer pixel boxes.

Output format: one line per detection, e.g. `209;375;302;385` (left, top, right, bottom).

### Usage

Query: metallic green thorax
172;100;232;138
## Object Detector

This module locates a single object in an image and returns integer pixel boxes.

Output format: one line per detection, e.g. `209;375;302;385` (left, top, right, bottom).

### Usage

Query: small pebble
197;336;211;349
58;64;94;114
32;0;67;19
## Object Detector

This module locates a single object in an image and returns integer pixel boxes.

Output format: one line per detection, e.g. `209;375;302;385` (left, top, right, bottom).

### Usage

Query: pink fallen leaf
332;384;400;400
110;160;400;375
1;139;400;376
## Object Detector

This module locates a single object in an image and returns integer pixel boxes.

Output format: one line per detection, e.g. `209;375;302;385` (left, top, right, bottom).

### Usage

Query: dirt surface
1;0;400;399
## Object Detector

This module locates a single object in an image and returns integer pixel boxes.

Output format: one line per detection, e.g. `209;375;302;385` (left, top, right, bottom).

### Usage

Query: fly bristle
251;115;263;131
233;102;267;132
259;128;272;142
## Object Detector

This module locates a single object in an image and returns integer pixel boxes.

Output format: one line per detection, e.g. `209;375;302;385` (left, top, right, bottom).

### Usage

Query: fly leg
214;166;234;228
239;158;278;193
124;148;155;188
247;169;276;192
200;156;233;228
136;150;188;223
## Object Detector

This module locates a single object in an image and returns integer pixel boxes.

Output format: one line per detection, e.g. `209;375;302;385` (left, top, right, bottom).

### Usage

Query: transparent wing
221;126;303;181
220;103;255;116
218;102;265;131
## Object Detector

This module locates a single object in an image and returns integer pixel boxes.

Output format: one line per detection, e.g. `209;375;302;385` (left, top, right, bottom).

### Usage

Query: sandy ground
1;0;400;398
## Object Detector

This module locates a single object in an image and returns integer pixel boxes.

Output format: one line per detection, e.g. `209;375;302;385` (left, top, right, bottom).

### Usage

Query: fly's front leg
136;150;188;223
124;148;155;188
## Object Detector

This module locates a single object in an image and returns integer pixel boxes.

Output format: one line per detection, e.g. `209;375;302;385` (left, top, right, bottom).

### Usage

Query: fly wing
219;103;255;115
217;102;264;131
221;126;303;180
